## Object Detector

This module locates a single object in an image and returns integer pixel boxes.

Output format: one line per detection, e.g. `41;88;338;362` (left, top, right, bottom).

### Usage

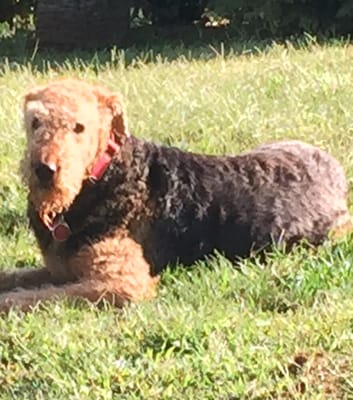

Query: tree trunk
36;0;131;49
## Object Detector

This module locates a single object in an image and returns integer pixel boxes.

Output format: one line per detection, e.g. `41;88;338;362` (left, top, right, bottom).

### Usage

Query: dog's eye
31;117;41;130
73;122;85;134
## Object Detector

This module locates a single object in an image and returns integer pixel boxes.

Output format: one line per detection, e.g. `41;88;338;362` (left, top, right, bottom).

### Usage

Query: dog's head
22;79;129;227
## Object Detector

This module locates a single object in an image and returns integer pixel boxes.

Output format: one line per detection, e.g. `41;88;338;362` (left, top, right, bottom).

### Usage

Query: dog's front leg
0;267;57;293
0;279;125;313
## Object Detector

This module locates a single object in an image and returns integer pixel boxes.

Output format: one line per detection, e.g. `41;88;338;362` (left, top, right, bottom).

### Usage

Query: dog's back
254;140;347;196
144;139;349;272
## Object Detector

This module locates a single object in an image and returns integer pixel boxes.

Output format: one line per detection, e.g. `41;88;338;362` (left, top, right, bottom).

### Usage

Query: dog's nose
34;161;57;185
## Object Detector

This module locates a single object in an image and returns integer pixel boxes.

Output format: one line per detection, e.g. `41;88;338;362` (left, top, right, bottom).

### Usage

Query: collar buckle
50;215;71;242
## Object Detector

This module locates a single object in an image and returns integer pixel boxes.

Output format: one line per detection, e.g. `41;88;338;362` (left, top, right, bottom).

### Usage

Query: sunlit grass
1;35;353;398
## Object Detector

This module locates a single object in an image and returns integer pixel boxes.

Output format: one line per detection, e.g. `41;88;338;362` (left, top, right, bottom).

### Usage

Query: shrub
0;0;36;29
148;0;207;25
206;0;353;37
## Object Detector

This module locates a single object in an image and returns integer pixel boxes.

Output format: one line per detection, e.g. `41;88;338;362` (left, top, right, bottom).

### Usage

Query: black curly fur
28;136;349;275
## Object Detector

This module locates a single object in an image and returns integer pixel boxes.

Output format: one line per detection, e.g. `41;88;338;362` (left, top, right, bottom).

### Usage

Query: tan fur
0;79;155;312
21;79;128;227
0;228;158;312
330;217;353;240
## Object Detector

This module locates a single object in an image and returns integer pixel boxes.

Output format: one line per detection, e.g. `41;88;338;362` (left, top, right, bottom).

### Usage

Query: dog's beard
30;185;75;228
30;180;82;228
21;156;84;228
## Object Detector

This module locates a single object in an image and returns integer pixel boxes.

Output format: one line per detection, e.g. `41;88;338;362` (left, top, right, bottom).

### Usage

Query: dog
0;78;350;312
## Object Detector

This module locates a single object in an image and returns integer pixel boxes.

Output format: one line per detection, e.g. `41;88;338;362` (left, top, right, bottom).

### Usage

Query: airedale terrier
0;79;350;312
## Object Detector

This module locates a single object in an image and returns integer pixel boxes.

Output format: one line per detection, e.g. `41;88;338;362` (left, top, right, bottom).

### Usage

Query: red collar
49;135;121;241
89;137;121;182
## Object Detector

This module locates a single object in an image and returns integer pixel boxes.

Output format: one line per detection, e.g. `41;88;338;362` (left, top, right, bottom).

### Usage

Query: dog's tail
330;212;353;240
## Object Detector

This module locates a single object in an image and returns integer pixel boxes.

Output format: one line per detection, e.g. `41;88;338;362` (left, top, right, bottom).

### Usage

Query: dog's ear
94;86;129;140
107;93;130;139
24;85;42;103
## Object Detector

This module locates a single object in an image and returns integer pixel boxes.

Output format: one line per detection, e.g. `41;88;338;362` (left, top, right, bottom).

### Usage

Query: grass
1;30;353;398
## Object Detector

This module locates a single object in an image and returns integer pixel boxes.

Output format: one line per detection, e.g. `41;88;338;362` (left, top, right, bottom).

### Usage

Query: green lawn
1;33;353;399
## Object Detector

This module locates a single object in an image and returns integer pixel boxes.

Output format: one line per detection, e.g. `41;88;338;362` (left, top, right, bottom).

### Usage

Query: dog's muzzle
33;161;57;187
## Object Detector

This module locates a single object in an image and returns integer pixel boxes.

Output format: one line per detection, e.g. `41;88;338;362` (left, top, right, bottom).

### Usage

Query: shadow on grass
1;26;348;76
0;26;273;73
